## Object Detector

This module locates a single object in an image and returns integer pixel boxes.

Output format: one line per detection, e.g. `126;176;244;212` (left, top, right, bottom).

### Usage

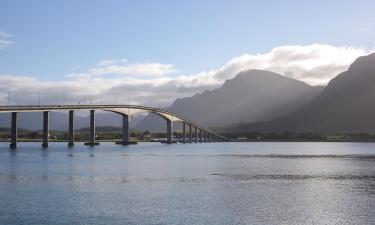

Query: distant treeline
1;126;375;142
0;126;168;142
222;132;375;142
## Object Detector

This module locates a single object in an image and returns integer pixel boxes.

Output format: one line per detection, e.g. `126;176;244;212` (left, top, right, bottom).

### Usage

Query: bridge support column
85;110;99;146
165;119;176;144
194;127;198;143
68;110;74;147
42;111;49;148
189;125;192;143
182;122;186;143
199;129;203;143
116;114;137;145
10;112;18;149
204;132;208;143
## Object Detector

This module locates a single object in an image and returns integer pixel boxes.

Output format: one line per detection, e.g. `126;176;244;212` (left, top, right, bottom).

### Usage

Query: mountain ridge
136;69;323;131
227;53;375;133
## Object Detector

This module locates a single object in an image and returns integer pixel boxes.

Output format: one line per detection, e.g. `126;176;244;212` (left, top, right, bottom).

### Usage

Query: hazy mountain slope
136;70;323;131
230;53;375;133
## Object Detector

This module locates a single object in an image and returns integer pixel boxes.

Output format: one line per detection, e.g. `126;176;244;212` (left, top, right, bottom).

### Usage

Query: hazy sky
0;0;374;106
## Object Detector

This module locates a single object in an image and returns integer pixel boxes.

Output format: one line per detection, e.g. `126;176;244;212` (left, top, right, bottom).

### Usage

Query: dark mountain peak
231;53;375;133
137;69;322;131
223;69;311;89
222;70;277;88
348;52;375;74
325;52;375;90
235;69;286;80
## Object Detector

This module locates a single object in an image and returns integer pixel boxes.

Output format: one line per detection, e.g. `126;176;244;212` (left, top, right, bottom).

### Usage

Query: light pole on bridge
7;92;10;106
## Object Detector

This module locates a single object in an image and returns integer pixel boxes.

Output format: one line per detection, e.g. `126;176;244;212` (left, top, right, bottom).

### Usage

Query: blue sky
0;0;374;105
1;0;374;79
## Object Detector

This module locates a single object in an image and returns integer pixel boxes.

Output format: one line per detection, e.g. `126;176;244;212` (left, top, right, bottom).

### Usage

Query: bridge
0;105;227;149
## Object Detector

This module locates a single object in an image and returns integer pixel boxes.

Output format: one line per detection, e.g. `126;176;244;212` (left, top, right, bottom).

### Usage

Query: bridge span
0;105;227;148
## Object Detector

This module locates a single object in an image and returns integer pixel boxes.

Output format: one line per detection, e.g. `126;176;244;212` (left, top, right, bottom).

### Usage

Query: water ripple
121;154;375;160
211;173;375;181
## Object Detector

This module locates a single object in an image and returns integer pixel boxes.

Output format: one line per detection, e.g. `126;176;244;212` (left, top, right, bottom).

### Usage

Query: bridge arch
104;108;179;144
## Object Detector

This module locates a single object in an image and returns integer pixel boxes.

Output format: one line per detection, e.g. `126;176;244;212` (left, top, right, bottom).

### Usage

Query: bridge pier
199;129;203;143
194;127;198;143
189;124;192;143
42;111;49;148
68;110;74;147
85;110;99;146
164;119;176;144
204;132;208;143
182;122;186;143
116;114;137;145
10;112;18;149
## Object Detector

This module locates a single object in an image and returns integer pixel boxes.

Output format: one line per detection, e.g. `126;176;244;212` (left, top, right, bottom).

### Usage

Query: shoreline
1;140;375;143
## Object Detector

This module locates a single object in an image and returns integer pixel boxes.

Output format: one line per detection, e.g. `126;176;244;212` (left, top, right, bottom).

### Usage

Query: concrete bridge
0;105;227;149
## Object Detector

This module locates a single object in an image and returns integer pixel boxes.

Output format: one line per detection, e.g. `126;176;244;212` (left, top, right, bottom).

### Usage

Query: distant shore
2;139;375;143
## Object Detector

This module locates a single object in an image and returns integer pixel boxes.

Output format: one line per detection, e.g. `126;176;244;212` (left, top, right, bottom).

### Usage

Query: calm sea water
1;142;375;225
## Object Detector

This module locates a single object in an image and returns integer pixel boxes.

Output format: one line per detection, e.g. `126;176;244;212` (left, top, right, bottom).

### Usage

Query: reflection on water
1;142;375;225
212;173;375;180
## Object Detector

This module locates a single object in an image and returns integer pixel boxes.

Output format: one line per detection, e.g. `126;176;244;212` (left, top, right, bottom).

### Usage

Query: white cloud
0;43;372;106
0;40;13;49
72;60;178;78
0;31;12;38
0;31;14;50
212;44;372;85
90;63;177;77
97;59;127;67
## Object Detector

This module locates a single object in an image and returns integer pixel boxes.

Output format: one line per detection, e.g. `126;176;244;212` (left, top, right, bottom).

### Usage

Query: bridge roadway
0;104;227;148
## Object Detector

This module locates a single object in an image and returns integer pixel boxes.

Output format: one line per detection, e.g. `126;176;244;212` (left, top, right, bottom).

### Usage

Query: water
1;142;375;225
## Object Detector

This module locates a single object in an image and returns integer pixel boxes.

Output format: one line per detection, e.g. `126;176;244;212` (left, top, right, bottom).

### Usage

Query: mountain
136;70;323;131
229;53;375;133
